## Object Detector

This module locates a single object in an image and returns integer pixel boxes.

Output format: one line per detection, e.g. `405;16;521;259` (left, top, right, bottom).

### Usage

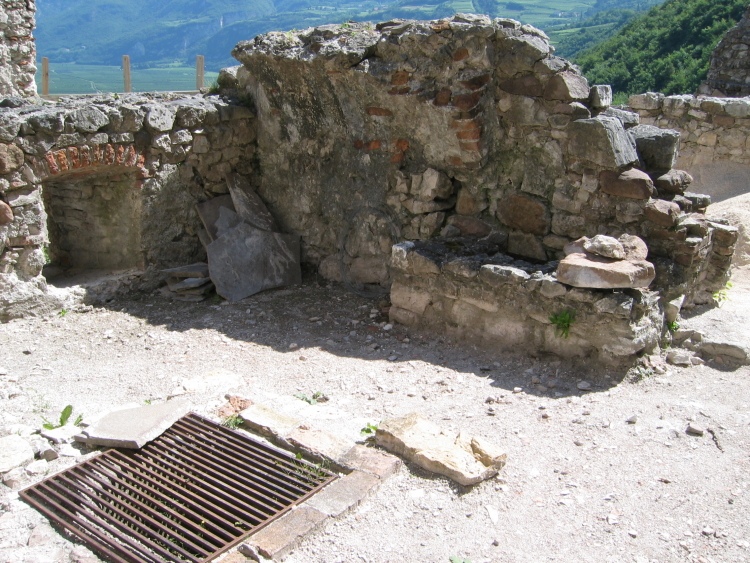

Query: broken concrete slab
160;262;210;279
41;423;81;444
556;252;655;289
239;404;301;439
0;434;34;473
196;195;235;241
227;173;278;232
287;426;353;462
207;223;301;302
75;399;191;449
304;470;380;517
375;412;506;486
338;444;402;478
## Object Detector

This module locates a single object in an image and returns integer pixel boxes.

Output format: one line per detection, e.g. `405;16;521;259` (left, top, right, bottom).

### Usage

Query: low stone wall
630;92;750;171
0;93;256;319
0;0;36;98
389;239;662;362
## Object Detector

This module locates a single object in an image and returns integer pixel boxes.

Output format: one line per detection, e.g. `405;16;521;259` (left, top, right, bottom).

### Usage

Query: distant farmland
38;63;219;95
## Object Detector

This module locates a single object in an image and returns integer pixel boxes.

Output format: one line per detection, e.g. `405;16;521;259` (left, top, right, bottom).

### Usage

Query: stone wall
699;5;750;97
225;17;735;330
0;0;36;98
0;93;256;319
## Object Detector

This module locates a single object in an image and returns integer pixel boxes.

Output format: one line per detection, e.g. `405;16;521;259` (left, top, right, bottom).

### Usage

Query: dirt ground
2;197;750;563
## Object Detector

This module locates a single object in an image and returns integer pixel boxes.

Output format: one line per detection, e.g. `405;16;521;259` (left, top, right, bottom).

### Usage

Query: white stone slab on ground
75;399;191;449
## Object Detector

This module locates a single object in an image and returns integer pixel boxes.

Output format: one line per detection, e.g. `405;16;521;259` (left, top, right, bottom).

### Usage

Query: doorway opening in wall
41;169;144;292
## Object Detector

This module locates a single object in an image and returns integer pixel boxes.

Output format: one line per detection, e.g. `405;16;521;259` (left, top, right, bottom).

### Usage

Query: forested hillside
576;0;747;96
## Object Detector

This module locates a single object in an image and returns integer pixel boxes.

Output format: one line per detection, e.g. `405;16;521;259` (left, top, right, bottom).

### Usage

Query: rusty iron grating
20;412;337;562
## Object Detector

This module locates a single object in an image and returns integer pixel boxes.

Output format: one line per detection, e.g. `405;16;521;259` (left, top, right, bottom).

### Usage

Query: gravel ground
1;264;749;563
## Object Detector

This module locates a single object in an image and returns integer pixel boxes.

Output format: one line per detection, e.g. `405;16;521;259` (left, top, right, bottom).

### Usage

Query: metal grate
20;412;337;562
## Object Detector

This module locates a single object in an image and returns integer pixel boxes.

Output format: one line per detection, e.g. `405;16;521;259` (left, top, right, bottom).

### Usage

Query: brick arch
38;143;147;181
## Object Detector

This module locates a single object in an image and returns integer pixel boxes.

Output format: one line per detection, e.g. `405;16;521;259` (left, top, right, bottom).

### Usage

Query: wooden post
41;57;50;96
196;55;205;91
122;55;131;93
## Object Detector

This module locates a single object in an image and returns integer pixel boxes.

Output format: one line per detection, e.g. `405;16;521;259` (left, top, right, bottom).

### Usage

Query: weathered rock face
700;6;750;97
0;0;36;98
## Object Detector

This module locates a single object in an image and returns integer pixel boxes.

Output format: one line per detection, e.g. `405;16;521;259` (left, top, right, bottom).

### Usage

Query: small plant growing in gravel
221;414;243;429
549;310;575;338
57;308;68;317
294;391;328;405
360;422;378;444
449;557;473;563
666;320;680;333
713;281;733;306
42;405;83;430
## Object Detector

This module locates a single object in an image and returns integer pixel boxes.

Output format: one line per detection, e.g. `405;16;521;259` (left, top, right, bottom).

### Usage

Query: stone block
446;215;492;237
208;223;301;302
599;169;654;200
628;92;664;111
556;253;655;289
507;231;548;261
654;169;693;195
0;201;13;225
239;404;301;439
629;124;680;171
390;281;431;315
161;262;209;279
0;435;34;473
618;234;649;261
249;505;328;561
338;444;402;478
583;235;625;259
375;413;506;486
498;193;550;235
568;116;639;169
304;470;381;517
0;143;24;174
543;72;590;102
589;85;612;109
287;426;353;462
71;107;109;133
644;199;681;227
411;168;453;201
75;399;191;449
145;105;176;133
480;264;530;286
602;107;640;129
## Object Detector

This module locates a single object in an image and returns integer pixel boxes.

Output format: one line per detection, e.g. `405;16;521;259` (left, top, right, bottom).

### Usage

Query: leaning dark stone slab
227;173;278;232
207;223;301;302
196;195;235;241
161;262;209;279
215;206;244;239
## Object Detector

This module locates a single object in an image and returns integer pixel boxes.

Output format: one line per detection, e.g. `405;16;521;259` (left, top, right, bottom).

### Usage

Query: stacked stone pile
160;262;214;301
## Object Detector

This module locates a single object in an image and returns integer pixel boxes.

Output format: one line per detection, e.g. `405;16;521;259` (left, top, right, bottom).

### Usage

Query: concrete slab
239;404;301;439
338;444;402;478
75;399;191;449
287;426;353;462
303;470;380;517
249;506;327;561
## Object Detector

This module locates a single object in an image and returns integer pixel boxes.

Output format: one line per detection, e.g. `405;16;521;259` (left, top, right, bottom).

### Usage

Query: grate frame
20;412;337;563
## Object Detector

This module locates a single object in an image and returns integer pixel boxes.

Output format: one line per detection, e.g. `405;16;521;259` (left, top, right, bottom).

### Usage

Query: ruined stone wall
630;92;750;170
228;17;734;305
0;0;36;98
0;93;256;319
700;5;750;97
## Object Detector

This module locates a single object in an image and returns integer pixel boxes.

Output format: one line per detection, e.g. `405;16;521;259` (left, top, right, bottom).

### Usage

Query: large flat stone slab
227;173;278;232
75;400;191;449
196;195;235;241
0;435;34;473
556;252;655;289
375;412;506;486
207;223;301;302
161;262;209;279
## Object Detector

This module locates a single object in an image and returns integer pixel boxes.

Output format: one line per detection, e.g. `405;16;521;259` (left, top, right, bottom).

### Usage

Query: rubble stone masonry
0;0;36;98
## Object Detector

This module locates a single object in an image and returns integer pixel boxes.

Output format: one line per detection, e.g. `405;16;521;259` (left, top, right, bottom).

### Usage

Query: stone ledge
248;505;328;561
302;470;381;517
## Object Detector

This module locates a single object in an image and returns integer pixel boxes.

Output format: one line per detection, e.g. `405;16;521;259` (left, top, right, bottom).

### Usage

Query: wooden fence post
41;57;49;96
196;55;205;91
122;55;131;93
